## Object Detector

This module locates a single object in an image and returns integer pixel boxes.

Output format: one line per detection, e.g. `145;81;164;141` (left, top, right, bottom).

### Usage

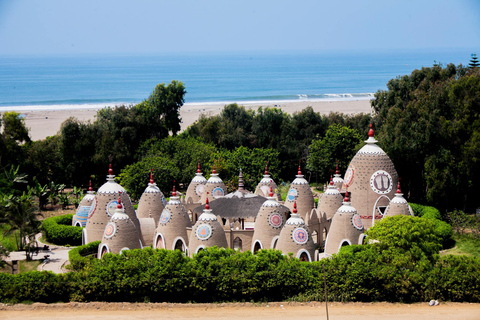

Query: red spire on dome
397;178;402;194
108;164;113;175
297;161;302;175
117;197;122;209
344;189;350;202
88;180;93;191
172;180;177;196
330;175;334;185
197;162;201;173
212;160;217;174
368;123;374;138
269;185;274;198
293;200;297;214
264;161;269;175
150;169;154;184
205;192;210;210
336;161;340;175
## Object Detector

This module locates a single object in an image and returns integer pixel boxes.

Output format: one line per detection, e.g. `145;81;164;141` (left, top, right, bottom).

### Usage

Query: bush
67;241;100;271
410;203;442;219
42;214;82;246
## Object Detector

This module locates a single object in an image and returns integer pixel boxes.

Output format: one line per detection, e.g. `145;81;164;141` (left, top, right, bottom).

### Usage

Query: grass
0;223;19;252
441;233;480;257
18;259;42;273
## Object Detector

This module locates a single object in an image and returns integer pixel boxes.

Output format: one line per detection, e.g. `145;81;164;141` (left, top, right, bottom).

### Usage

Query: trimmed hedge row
410;203;454;248
410;203;442;219
0;247;479;303
42;214;82;246
67;241;100;271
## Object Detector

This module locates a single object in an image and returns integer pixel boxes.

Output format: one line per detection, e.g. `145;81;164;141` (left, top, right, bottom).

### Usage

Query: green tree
307;124;363;182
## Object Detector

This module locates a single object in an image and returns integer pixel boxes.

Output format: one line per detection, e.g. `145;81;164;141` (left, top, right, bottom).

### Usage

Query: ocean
0;49;474;111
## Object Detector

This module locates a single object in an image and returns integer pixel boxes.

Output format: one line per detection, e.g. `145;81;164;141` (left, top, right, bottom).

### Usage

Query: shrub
42;214;82;246
410;203;442;219
67;241;100;271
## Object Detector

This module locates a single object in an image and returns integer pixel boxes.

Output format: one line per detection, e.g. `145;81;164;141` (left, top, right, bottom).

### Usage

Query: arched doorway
253;241;262;253
156;235;165;249
100;245;108;258
174;239;185;251
233;237;242;251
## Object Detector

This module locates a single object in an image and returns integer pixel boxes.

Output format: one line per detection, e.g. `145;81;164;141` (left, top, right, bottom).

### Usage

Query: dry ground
1;301;479;320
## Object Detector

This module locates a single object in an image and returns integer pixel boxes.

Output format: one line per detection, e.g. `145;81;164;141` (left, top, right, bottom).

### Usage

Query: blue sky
0;0;479;55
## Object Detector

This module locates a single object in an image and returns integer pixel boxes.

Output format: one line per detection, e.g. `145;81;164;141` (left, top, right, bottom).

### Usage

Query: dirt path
1;302;479;320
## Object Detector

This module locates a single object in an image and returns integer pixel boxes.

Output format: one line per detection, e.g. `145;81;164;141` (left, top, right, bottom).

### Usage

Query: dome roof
276;201;315;261
98;198;143;257
186;163;207;205
188;197;228;256
72;180;95;227
284;164;315;219
84;165;142;245
252;186;288;251
324;192;364;255
154;184;192;251
136;170;166;224
341;124;398;229
199;162;227;204
317;176;344;221
384;181;412;217
254;162;282;201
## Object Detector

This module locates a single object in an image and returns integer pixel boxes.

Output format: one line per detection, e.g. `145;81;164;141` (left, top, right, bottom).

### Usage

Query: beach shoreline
1;99;373;141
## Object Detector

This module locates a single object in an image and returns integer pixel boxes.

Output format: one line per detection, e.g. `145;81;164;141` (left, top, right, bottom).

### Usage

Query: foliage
67;240;100;271
307;124;363;182
409;203;442;219
0;112;30;168
372;64;479;212
41;214;82;246
0;245;9;269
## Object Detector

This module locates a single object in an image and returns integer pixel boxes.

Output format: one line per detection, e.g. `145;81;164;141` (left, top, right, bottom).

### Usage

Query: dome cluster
76;124;412;261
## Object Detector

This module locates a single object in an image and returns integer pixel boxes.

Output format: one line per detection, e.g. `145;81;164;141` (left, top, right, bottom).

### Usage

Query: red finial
150;169;154;184
330;175;334;185
269;185;273;198
297;161;302;175
212;160;217;174
265;161;269;175
108;164;113;175
336;161;340;175
205;192;210;210
344;189;350;202
368;123;374;138
397;178;401;194
117;197;122;209
293;200;297;214
172;180;176;197
88;180;93;191
197;162;201;173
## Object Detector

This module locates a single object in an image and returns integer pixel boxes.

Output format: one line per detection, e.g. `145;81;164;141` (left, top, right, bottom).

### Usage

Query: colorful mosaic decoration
293;227;308;244
77;205;90;218
287;188;297;201
212;187;224;198
352;214;364;230
196;224;212;240
195;184;205;196
106;200;119;216
343;164;355;188
159;209;171;224
104;222;116;238
260;185;270;197
269;213;283;228
370;170;393;194
87;198;97;219
162;196;167;206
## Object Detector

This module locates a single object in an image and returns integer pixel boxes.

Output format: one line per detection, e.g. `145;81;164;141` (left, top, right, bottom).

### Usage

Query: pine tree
469;53;479;69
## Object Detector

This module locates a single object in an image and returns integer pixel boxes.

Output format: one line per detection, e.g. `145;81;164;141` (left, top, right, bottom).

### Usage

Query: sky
0;0;479;55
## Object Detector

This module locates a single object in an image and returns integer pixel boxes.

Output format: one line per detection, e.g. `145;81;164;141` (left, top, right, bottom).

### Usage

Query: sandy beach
5;100;372;141
1;301;479;320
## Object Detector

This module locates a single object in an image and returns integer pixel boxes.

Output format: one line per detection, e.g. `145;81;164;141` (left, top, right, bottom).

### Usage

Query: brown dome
136;170;166;224
284;165;315;220
72;180;95;227
383;182;412;218
317;176;344;221
199;163;227;204
185;163;207;205
254;163;282;201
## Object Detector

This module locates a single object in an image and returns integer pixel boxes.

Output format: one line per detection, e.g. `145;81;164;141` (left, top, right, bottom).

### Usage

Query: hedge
42;214;82;246
67;241;100;271
410;203;442;219
410;203;453;248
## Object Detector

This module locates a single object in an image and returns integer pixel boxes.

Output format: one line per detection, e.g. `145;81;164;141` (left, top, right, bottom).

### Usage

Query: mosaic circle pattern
159;209;171;224
287;188;297;201
106;200;119;216
343;164;355;187
196;224;212;240
293;227;308;244
370;170;393;194
87;198;97;219
269;213;283;228
104;222;116;238
352;214;364;230
212;187;224;198
195;184;205;196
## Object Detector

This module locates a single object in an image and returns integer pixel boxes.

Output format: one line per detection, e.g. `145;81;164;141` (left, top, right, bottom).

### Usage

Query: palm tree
0;191;43;260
